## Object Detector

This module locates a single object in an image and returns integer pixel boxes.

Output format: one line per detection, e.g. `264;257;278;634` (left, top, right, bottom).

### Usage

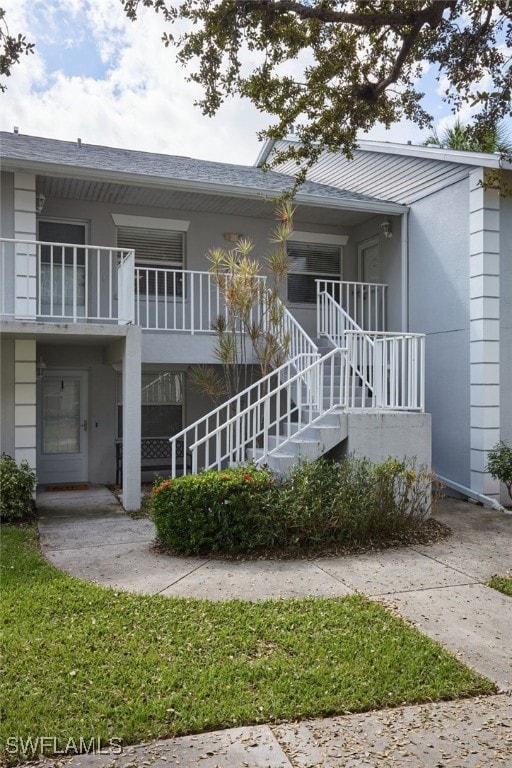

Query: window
287;240;342;303
116;226;185;296
117;371;184;438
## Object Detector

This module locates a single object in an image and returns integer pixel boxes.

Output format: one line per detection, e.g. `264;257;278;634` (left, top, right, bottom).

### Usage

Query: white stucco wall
1;171;15;237
0;337;15;456
344;412;432;469
407;176;471;487
499;173;512;503
348;214;403;331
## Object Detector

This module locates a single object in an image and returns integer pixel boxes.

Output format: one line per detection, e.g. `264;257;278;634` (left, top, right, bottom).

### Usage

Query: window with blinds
287;241;341;303
117;226;185;297
117;371;184;438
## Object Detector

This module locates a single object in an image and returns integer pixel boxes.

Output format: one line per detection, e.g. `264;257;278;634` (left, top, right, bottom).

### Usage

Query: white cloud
2;1;508;164
0;0;269;163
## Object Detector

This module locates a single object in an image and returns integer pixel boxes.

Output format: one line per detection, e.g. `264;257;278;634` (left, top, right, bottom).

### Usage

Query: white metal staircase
169;281;425;477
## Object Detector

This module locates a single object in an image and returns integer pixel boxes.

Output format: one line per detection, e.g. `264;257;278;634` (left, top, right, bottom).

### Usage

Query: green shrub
150;464;278;555
277;456;432;548
0;453;37;522
486;440;512;502
151;456;433;556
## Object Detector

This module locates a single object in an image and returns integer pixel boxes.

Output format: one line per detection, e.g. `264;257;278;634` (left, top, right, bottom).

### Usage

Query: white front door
37;370;89;484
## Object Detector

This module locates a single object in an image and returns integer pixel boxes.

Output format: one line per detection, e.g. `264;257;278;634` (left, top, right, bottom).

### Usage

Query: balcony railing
134;268;268;334
0;238;134;323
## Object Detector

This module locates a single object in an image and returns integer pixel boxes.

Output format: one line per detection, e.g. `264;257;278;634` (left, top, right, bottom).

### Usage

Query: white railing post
118;249;135;325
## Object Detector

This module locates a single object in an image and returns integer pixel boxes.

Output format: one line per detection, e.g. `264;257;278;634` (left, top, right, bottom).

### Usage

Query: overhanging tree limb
123;0;512;173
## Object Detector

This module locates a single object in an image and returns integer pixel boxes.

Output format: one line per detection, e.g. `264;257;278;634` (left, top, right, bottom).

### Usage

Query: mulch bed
151;517;452;561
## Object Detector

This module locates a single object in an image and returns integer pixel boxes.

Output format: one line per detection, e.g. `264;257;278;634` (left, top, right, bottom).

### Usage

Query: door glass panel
362;244;380;283
42;378;81;454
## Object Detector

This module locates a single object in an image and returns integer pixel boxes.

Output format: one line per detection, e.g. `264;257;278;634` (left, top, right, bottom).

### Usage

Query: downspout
400;211;409;331
436;474;506;512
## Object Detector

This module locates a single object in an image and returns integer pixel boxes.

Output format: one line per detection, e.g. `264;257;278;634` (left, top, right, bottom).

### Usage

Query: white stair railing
318;289;425;412
344;330;425;411
169;349;347;476
317;279;387;333
317;290;374;394
278;300;319;362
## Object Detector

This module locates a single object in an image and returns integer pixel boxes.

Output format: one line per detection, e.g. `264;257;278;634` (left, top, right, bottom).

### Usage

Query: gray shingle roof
0;131;393;206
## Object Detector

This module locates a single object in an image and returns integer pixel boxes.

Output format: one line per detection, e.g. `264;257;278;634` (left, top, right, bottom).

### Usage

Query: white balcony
0;238;135;324
1;239;393;346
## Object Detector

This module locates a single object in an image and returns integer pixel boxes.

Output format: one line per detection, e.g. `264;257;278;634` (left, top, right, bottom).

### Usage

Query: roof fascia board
295;192;407;214
254;139;276;167
260;136;511;170
356;140;506;168
1;156;407;214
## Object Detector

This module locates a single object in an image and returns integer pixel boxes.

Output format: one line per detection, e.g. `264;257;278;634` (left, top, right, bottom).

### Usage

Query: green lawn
0;526;495;761
487;575;512;596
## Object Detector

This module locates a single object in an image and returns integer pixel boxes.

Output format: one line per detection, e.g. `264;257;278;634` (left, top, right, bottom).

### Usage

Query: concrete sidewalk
35;487;512;767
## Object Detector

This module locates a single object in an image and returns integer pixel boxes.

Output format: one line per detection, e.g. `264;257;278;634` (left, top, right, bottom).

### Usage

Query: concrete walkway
35;487;512;767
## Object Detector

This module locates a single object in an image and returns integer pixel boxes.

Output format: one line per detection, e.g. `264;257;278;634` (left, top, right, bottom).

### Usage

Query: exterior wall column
469;168;500;498
14;339;37;474
121;325;141;511
14;172;37;319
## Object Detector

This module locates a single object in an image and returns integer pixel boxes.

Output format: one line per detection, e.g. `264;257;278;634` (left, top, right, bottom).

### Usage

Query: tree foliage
486;440;512;502
123;0;512;175
0;7;34;92
424;118;512;154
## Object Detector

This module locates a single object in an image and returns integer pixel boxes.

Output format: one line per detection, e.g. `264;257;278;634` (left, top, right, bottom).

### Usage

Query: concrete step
247;410;349;475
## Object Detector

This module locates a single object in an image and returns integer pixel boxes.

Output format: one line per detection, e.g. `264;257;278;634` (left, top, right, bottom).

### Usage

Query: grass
487;575;512;596
0;526;495;761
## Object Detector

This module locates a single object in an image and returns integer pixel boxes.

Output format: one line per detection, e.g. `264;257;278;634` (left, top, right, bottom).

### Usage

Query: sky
0;0;507;165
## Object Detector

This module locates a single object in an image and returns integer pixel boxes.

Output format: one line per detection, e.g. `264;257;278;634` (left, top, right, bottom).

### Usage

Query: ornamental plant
486;440;512;503
189;201;292;403
0;453;37;522
150;464;278;555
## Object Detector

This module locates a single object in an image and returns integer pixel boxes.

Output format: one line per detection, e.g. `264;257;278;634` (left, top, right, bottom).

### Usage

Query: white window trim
288;231;348;246
111;213;190;232
38;217;90;244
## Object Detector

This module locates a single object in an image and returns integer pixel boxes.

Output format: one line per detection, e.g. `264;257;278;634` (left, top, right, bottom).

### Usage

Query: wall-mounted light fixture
223;232;245;243
380;219;392;239
36;193;46;214
36;356;47;381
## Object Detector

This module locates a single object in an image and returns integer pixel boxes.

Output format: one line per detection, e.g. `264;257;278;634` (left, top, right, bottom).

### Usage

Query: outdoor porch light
223;232;245;243
36;356;47;381
380;220;392;239
36;193;46;214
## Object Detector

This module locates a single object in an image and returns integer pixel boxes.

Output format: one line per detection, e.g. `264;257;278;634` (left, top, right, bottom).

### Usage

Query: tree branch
231;0;455;28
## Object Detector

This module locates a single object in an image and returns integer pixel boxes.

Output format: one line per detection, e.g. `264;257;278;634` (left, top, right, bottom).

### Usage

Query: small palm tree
424;118;512;155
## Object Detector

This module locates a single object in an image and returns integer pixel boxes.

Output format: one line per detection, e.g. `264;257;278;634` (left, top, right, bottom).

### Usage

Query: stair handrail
318;291;375;394
260;286;318;368
345;329;425;411
169;348;347;475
